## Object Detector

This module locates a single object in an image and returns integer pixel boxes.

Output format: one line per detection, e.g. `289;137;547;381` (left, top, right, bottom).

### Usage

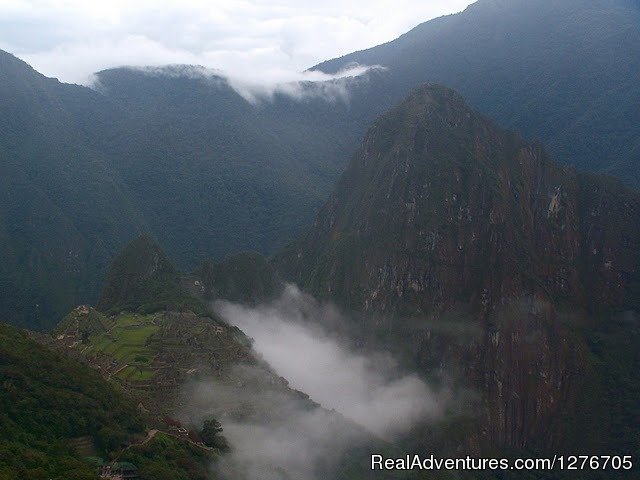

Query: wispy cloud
95;62;385;103
214;285;446;438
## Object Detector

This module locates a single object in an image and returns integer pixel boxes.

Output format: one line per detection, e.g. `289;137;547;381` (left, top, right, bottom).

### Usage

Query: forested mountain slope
0;50;146;330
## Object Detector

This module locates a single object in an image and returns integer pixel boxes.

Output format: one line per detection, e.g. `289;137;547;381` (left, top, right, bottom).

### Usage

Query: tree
199;419;229;451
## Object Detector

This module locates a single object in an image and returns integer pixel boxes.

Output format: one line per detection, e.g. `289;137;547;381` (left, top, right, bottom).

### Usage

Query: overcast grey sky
0;0;474;85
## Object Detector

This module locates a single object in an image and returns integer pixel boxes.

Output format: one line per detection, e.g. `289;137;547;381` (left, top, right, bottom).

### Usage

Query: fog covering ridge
92;62;385;104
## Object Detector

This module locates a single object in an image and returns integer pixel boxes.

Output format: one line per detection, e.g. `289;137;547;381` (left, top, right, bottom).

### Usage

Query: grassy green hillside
85;313;158;382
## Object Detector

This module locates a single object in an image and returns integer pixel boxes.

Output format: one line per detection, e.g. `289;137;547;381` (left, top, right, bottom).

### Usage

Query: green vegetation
0;50;146;330
0;3;639;474
0;322;142;479
0;49;359;330
78;313;158;381
199;419;229;452
563;314;640;462
97;236;208;316
0;322;225;479
116;366;155;382
193;251;282;304
54;307;111;338
119;433;213;480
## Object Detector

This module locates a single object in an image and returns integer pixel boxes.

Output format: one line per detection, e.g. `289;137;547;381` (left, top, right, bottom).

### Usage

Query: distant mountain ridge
313;0;640;186
0;51;366;329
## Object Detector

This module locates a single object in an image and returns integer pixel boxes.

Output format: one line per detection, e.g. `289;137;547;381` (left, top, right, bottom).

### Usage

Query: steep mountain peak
97;235;206;315
279;84;640;318
366;83;488;146
379;83;467;118
276;84;640;454
106;234;174;278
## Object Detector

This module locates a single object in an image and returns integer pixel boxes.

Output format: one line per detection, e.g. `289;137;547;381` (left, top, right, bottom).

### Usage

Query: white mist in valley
214;284;444;439
181;285;447;479
185;366;373;480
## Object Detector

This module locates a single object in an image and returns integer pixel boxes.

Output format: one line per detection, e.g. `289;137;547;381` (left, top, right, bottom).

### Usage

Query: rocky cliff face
277;85;640;453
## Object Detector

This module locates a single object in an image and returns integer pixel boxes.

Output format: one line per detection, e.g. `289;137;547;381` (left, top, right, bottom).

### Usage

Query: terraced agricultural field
46;308;278;415
86;313;159;381
116;365;156;381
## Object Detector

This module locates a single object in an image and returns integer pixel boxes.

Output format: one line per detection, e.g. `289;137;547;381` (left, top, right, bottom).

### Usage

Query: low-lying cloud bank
214;285;444;438
91;62;384;103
